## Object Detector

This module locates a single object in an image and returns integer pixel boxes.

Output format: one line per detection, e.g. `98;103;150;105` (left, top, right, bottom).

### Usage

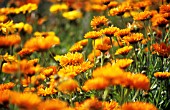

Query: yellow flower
19;3;38;14
123;33;143;43
50;3;68;13
0;82;15;91
62;10;82;20
103;101;119;110
0;15;8;22
0;20;15;34
154;72;170;80
84;31;102;39
115;46;133;55
114;58;133;69
24;23;33;34
12;22;24;32
101;26;120;37
90;16;108;30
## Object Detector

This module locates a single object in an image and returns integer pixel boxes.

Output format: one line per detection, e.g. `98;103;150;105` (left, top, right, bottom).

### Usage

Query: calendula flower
18;48;34;57
95;43;111;53
0;20;15;34
114;59;133;69
50;3;68;13
90;16;108;30
19;3;38;14
69;43;83;52
12;22;24;32
151;14;169;27
109;4;132;16
91;4;107;12
38;99;68;110
55;52;84;66
114;28;131;37
37;86;57;96
88;49;101;62
122;101;157;110
24;35;60;51
0;90;12;105
82;77;110;91
154;72;170;80
1;53;18;62
84;31;102;39
34;31;56;37
0;82;15;91
0;15;8;22
123;33;143;44
57;79;79;93
24;23;33;34
103;101;119;110
108;1;119;9
133;11;151;21
101;26;120;37
159;4;170;14
58;61;93;78
77;39;88;46
62;10;82;20
10;92;41;109
152;43;170;57
40;66;57;77
133;1;152;10
115;46;133;55
101;0;110;5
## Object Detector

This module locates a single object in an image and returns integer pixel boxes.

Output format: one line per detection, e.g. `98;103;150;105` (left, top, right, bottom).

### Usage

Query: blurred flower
133;1;152;11
10;92;41;109
154;72;170;80
24;23;33;34
84;31;102;39
82;77;110;91
88;49;101;62
0;34;21;47
50;3;68;13
1;53;18;62
91;4;107;12
0;15;8;22
12;22;24;32
18;3;38;14
90;16;108;30
62;10;82;20
108;1;119;9
152;43;170;57
0;82;15;91
37;86;57;96
121;101;157;110
103;101;119;110
57;79;79;93
159;4;170;15
114;58;133;69
115;46;133;55
38;99;68;110
0;90;12;105
40;66;57;77
18;48;34;57
0;21;15;34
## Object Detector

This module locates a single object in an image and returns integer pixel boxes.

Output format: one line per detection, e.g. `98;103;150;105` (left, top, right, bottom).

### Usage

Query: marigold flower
122;101;157;110
115;46;133;55
114;59;133;69
1;53;18;62
95;43;111;53
62;10;82;20
114;28;131;37
90;16;108;30
152;43;170;57
24;23;33;34
0;90;12;104
40;66;57;77
133;11;152;21
37;86;57;96
82;77;110;91
91;4;107;12
159;4;170;14
69;43;83;52
77;39;88;46
154;72;170;80
84;31;102;39
151;14;169;27
18;48;34;57
0;20;15;34
109;4;132;16
18;3;38;14
88;49;101;62
10;92;41;109
0;82;15;91
123;33;143;43
108;1;119;9
0;34;21;47
50;3;68;13
133;1;151;10
38;99;68;110
103;101;119;110
56;52;84;66
57;79;79;93
0;15;8;22
101;26;120;37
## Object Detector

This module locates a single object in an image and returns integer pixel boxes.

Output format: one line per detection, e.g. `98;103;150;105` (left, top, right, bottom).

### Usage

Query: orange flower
84;31;102;39
159;4;170;14
0;90;12;104
154;72;170;80
82;77;110;91
108;1;119;9
101;26;120;37
103;101;119;110
91;4;107;12
88;49;101;62
0;34;21;47
40;66;57;77
151;14;169;27
122;101;157;110
109;4;131;16
101;0;110;5
76;97;102;110
114;59;133;69
77;39;88;46
57;79;79;93
115;46;133;55
114;28;131;37
55;52;84;66
90;16;108;30
152;43;170;57
69;43;83;52
95;43;111;53
38;99;68;110
10;92;41;109
18;48;34;57
0;82;15;91
133;1;151;10
133;11;151;21
123;33;143;43
37;86;57;96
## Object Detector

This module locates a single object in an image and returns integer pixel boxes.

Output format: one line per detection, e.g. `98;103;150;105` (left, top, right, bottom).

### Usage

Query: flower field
0;0;170;110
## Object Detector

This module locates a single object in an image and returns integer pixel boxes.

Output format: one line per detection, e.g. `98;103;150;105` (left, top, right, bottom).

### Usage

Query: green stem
93;39;96;67
100;52;104;67
103;87;109;101
163;27;170;42
132;89;139;101
109;36;115;60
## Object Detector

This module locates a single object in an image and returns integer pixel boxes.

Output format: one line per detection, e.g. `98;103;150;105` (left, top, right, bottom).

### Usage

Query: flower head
152;43;170;57
62;10;82;20
115;46;133;55
154;72;170;80
84;31;102;39
90;16;108;30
